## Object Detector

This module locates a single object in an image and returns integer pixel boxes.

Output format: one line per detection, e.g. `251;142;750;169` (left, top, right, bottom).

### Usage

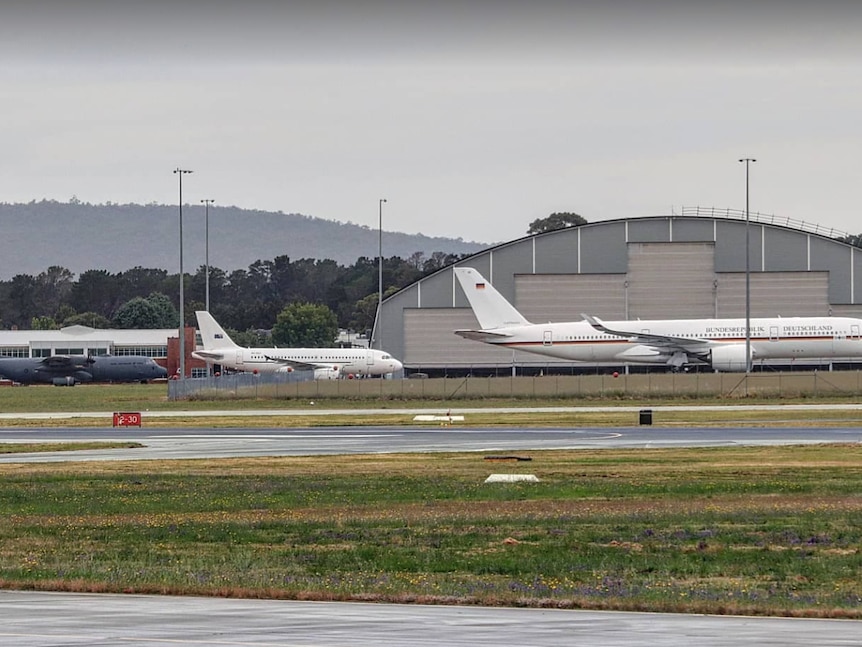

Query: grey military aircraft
0;355;168;385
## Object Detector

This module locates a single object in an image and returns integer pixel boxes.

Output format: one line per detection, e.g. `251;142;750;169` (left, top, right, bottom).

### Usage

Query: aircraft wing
40;355;95;370
454;329;514;343
581;315;713;353
192;350;226;362
263;355;330;371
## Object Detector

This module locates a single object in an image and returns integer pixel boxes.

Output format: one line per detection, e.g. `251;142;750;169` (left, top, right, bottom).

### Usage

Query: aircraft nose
392;358;403;371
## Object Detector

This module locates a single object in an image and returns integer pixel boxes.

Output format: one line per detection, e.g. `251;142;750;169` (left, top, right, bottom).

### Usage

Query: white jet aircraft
453;267;862;371
193;311;402;379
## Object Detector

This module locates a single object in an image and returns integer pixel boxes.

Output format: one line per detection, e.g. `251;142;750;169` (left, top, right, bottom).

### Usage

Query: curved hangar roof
378;211;862;370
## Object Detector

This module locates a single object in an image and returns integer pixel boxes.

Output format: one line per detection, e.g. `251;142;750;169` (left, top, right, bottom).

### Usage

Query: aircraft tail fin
453;267;531;329
195;311;240;350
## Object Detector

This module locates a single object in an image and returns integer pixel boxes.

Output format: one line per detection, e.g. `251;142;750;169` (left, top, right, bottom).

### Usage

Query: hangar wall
626;242;716;319
377;214;861;370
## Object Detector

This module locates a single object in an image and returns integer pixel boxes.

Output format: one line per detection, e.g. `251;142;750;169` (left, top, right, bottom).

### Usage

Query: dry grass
0;442;143;454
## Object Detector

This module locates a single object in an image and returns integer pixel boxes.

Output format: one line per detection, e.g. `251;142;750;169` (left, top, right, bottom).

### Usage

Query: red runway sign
112;412;142;427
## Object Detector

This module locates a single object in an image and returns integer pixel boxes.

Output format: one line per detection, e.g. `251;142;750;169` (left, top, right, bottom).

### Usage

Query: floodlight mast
174;168;193;380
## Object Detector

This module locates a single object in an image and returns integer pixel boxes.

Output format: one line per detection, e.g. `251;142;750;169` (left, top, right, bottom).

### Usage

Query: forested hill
0;201;487;279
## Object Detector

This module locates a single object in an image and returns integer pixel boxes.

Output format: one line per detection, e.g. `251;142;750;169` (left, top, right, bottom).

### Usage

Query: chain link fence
169;371;862;401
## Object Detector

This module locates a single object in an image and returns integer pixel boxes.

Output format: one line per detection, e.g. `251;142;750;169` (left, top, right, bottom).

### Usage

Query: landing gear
668;351;689;372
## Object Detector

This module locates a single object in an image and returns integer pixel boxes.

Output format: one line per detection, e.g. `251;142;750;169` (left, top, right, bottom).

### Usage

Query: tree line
0;211;587;345
0;251;467;343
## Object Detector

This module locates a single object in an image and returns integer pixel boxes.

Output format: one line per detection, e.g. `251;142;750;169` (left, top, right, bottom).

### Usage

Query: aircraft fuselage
0;355;167;385
197;347;402;377
477;316;861;365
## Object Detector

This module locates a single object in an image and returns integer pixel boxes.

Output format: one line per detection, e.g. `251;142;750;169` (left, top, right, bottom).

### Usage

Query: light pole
739;158;756;374
200;199;215;313
174;168;193;380
377;198;387;350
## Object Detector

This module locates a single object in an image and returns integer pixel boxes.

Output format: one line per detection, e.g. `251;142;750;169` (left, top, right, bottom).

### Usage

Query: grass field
0;442;143;454
1;445;861;617
2;382;862;429
1;383;861;616
2;379;862;414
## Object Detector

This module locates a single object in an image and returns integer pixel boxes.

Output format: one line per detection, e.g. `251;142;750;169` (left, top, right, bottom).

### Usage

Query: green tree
36;266;74;317
6;274;40;328
62;311;112;328
117;267;171;303
188;265;227;311
113;292;178;329
350;292;379;335
422;251;468;274
70;269;121;319
527;212;587;235
31;316;58;330
145;292;179;328
113;297;159;329
839;234;862;248
349;286;401;336
55;304;77;325
272;302;338;347
231;328;272;347
334;256;377;325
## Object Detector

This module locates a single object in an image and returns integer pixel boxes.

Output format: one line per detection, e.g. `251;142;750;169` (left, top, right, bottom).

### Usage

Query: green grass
1;382;860;614
2;382;862;429
2;381;862;415
0;442;143;454
1;446;861;617
0;384;173;412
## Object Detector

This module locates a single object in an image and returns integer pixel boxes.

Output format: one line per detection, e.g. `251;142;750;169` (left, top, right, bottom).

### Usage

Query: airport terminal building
0;326;173;360
0;325;215;378
376;208;862;374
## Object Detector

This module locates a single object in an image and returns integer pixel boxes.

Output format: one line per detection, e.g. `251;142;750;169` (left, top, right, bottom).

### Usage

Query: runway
1;421;860;645
0;424;860;462
3;401;862;421
1;591;860;647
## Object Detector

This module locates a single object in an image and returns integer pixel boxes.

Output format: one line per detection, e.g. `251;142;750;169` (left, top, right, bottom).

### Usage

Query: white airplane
453;267;862;371
193;311;403;379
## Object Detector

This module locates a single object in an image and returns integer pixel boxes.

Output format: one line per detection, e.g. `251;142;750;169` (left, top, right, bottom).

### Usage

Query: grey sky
1;1;861;245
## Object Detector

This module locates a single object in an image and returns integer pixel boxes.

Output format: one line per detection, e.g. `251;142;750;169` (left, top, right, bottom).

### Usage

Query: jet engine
313;366;340;380
709;344;751;372
52;371;95;386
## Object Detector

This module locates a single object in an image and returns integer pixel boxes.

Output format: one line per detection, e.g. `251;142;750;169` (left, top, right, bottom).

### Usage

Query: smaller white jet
193;311;402;379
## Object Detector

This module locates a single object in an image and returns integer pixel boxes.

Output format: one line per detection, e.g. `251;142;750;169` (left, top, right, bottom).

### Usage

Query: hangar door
516;274;627;321
626;242;716;319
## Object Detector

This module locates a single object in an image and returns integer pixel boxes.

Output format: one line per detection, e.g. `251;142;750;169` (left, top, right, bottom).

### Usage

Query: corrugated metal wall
626;242;716;319
516;274;627;321
716;272;830;317
403;308;559;368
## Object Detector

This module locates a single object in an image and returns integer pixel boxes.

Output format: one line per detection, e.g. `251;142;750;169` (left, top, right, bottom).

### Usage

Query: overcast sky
1;1;861;245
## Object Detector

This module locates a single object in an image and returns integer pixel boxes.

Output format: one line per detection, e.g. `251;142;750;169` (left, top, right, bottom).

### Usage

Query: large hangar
375;209;862;373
